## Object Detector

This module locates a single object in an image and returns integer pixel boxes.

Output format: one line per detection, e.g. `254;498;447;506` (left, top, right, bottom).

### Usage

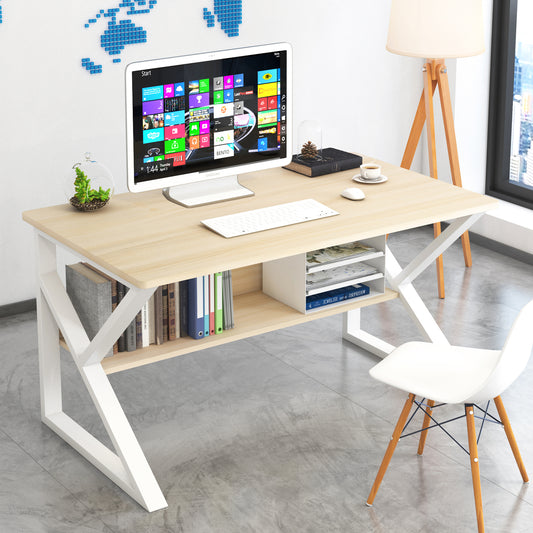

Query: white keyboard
201;199;339;238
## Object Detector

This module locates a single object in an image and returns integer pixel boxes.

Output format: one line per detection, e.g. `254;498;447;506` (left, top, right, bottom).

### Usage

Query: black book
283;147;363;177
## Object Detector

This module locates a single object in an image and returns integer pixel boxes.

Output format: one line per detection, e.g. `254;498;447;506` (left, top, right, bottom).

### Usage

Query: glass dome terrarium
296;120;323;162
67;153;114;212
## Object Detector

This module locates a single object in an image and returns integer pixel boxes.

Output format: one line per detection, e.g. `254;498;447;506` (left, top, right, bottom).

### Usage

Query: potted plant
70;166;111;211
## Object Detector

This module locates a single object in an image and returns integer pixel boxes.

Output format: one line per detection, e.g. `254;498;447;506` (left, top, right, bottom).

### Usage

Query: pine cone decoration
300;140;318;160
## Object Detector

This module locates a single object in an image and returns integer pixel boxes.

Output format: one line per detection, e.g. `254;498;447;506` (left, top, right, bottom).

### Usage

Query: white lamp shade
387;0;485;59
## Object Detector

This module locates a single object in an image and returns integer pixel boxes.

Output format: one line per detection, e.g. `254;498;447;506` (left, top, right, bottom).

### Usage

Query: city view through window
511;0;533;191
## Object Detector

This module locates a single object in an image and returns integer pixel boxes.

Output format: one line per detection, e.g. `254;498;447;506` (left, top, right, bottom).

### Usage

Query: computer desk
22;159;498;511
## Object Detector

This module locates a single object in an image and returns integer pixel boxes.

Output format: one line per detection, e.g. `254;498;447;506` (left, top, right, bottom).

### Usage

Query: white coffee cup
360;163;381;179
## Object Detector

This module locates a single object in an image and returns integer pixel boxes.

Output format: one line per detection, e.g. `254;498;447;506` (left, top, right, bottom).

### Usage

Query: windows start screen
137;67;286;177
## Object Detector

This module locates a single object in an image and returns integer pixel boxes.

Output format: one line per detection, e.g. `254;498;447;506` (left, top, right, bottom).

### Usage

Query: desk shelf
98;288;398;374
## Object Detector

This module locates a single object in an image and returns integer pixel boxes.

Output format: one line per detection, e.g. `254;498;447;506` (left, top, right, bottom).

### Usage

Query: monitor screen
125;43;292;205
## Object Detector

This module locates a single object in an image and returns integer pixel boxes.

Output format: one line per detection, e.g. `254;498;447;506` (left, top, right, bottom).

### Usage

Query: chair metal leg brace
344;214;482;358
36;232;168;512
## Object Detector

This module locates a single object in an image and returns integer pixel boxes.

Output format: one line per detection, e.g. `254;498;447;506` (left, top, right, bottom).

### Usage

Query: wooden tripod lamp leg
436;64;473;268
465;405;485;533
423;62;445;299
367;393;415;506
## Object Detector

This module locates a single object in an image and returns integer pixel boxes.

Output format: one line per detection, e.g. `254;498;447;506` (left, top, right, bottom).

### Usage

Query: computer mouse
341;187;365;201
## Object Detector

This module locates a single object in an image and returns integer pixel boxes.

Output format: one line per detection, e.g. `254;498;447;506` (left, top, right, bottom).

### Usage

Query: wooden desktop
22;158;498;511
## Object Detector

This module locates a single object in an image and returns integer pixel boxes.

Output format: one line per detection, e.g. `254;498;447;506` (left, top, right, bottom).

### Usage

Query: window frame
486;0;533;209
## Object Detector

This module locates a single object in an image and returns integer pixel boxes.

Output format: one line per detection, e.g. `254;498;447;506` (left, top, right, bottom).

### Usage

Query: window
487;0;533;208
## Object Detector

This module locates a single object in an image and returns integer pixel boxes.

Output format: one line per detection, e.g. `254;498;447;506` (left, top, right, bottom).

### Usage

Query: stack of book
65;263;235;356
304;241;380;310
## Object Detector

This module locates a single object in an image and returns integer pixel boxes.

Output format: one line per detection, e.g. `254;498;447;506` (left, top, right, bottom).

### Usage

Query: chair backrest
468;298;533;403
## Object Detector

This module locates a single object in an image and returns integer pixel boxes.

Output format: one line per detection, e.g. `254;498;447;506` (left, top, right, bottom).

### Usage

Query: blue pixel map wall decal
203;0;243;37
82;0;158;74
0;1;3;24
82;0;243;75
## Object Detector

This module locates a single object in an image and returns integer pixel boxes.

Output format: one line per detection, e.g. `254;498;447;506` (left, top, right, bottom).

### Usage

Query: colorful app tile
164;110;185;126
224;89;234;103
143;99;164;116
213;76;224;91
189;93;210;108
234;114;250;128
258;138;268;151
189;122;200;136
165;152;186;166
142;85;163;101
143;157;154;163
268;96;278;110
164;97;185;112
200;134;210;148
214;91;224;105
143;113;164;130
143;127;164;144
200;120;210;134
164;84;174;98
174;82;185;96
165;138;185;153
258;110;278;127
258;97;268;112
258;69;278;85
214;130;234;146
214;144;234;159
143;144;163;158
189;80;199;94
154;155;165;161
223;75;234;89
165;124;185;140
213;116;234;131
199;79;210;93
234;74;244;87
189;136;200;150
189;107;210;122
213;103;234;118
234;101;244;115
257;82;277;98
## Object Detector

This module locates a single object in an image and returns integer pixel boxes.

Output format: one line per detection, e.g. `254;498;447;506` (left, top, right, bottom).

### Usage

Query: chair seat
370;342;501;404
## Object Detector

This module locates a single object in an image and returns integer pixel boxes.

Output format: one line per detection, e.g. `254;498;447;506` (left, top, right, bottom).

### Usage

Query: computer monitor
125;43;292;207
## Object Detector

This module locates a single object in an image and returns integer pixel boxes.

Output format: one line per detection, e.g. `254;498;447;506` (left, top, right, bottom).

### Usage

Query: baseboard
0;299;36;319
469;231;533;266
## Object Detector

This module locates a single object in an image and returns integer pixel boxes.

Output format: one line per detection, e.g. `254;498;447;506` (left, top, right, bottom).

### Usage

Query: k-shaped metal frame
343;212;484;357
36;232;168;512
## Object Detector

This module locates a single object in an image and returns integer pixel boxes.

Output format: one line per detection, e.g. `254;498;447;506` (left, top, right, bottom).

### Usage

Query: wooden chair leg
493;396;529;482
417;399;435;455
367;393;415;506
465;404;485;533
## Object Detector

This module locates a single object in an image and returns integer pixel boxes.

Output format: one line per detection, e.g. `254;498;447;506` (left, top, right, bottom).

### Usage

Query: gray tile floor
1;227;533;532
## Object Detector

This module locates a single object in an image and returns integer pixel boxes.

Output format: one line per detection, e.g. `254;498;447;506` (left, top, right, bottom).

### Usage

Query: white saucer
353;174;388;184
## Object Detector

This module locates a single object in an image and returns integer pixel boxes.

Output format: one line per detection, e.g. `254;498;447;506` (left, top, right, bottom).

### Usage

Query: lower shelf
62;288;398;375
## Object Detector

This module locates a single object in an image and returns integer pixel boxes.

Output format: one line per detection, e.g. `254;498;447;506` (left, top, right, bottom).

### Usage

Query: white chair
366;299;533;533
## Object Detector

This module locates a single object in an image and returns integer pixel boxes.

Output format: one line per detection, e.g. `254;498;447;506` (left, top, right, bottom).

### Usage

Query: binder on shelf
187;277;204;339
203;275;210;337
178;280;189;337
214;272;223;334
209;273;215;336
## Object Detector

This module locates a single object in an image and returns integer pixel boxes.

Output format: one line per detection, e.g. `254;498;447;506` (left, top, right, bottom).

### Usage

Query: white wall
0;0;422;306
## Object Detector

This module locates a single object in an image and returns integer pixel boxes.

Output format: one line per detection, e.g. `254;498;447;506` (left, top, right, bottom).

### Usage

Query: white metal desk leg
343;310;395;358
35;232;167;512
36;234;62;419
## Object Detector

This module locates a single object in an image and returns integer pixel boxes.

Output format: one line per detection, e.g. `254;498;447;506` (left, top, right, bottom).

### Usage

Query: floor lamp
387;0;485;298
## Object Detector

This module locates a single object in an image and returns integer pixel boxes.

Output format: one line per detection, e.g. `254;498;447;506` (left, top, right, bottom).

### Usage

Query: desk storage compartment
263;236;386;314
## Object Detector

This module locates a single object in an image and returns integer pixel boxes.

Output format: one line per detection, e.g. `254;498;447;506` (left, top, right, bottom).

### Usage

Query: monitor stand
163;175;254;208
